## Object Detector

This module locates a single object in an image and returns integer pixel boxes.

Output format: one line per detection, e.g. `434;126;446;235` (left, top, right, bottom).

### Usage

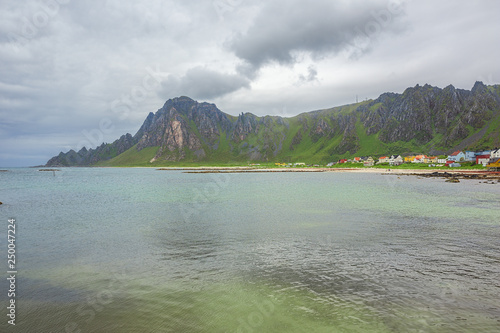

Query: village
273;148;500;170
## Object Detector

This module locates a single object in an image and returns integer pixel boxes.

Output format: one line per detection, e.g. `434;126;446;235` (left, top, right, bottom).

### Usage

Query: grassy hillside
97;110;500;167
97;146;159;167
101;113;500;167
47;84;500;167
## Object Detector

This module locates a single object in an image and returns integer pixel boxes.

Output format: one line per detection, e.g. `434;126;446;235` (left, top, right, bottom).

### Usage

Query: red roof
476;155;490;164
450;151;462;156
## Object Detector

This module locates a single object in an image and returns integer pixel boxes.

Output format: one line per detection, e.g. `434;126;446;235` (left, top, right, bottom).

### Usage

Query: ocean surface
0;167;499;333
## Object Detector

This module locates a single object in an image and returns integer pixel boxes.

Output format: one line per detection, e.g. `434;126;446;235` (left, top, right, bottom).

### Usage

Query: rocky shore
406;171;500;183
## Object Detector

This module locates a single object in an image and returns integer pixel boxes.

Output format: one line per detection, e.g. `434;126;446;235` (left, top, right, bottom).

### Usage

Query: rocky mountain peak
471;81;487;94
46;82;500;166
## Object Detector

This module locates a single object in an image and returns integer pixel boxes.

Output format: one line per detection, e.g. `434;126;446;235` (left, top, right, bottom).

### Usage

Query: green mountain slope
46;82;500;167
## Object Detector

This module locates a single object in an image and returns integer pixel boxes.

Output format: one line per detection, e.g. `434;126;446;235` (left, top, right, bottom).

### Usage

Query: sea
0;167;499;333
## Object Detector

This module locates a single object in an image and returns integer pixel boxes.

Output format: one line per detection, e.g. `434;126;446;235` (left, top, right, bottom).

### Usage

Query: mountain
46;82;500;166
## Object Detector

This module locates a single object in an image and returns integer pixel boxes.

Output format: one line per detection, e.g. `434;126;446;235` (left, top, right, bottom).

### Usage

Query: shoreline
8;165;499;180
156;166;500;180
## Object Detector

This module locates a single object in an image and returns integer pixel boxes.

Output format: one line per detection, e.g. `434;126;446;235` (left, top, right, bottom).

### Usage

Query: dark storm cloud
228;0;406;76
160;67;250;100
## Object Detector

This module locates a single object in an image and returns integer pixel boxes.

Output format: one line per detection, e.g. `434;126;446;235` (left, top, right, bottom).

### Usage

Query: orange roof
450;151;462;156
379;156;387;159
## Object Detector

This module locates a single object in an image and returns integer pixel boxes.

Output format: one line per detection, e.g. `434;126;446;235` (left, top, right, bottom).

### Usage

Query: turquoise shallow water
0;168;499;332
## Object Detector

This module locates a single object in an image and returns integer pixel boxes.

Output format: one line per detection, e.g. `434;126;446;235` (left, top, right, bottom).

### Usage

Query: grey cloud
1;0;499;167
298;65;318;84
229;0;406;76
159;66;250;100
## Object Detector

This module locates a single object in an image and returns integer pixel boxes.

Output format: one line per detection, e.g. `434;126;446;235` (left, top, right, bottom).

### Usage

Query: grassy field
98;144;488;171
94;138;490;170
97;146;159;167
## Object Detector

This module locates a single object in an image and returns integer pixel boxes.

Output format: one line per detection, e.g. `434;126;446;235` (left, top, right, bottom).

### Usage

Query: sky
1;0;499;167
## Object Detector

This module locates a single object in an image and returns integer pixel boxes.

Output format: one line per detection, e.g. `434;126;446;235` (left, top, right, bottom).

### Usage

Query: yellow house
404;156;415;163
424;156;438;163
487;158;500;170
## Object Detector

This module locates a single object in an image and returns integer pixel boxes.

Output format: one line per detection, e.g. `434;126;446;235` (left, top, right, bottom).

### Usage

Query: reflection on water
0;168;499;332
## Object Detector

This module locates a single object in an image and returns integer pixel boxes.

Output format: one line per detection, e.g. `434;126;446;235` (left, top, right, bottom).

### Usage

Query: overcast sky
1;0;499;167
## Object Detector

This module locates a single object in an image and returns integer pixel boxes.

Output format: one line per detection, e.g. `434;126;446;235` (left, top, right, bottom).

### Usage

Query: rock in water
445;178;460;183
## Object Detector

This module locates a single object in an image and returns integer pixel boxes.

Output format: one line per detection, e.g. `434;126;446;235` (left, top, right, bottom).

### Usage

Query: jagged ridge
46;82;500;166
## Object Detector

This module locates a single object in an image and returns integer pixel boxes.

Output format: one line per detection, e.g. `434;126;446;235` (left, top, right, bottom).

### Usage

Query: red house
476;154;491;166
339;159;347;164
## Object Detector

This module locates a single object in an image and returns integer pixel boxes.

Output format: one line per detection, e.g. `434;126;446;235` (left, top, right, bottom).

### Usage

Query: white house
465;151;477;161
364;157;375;167
491;148;500;158
378;156;389;164
389;155;403;166
447;151;466;162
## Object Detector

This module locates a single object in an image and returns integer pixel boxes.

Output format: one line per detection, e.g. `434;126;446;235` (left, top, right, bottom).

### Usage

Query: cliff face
359;82;498;145
135;97;232;161
46;82;500;166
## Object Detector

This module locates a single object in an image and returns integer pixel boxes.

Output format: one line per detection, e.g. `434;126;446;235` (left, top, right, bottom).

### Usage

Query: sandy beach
156;166;500;180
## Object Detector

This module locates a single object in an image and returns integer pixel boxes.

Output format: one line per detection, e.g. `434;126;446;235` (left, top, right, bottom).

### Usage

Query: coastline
23;165;500;181
155;166;500;180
